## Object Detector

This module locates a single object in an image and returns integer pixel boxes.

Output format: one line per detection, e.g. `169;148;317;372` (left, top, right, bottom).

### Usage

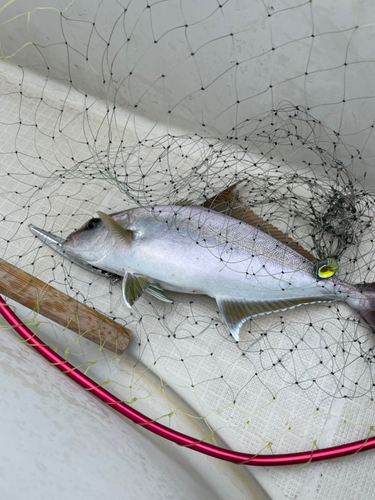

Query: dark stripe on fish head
61;216;114;264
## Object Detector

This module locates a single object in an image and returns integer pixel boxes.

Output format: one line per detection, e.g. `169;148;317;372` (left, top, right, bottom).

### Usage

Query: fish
38;193;375;341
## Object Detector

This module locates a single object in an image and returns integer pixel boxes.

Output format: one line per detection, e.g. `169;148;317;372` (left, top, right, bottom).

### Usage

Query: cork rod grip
0;258;131;354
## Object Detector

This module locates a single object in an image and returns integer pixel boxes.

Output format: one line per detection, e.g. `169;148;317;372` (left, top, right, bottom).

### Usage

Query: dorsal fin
202;185;316;263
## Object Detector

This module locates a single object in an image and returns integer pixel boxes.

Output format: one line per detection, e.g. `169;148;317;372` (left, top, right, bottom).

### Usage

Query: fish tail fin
351;283;375;334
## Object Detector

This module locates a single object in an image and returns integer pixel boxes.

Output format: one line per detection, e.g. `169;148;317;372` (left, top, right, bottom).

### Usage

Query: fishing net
1;0;375;496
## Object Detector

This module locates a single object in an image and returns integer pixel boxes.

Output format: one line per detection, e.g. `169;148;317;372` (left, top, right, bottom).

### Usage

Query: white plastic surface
0;302;271;500
1;0;374;180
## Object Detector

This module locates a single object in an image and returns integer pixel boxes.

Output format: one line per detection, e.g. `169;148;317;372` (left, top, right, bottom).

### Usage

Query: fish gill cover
0;0;375;494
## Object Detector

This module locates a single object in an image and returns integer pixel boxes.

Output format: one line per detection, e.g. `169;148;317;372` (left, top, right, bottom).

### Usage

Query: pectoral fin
146;284;173;303
97;211;133;244
122;272;152;307
122;272;173;307
217;295;336;341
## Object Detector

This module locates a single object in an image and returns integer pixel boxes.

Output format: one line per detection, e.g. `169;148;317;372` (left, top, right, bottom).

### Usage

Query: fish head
61;213;130;265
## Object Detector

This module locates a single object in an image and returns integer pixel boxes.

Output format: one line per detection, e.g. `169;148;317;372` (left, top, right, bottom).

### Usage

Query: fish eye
85;218;100;231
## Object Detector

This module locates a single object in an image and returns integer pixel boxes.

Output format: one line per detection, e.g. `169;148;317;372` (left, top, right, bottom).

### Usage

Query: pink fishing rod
1;294;374;466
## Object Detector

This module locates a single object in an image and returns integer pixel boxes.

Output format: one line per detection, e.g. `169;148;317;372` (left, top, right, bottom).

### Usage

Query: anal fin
217;295;336;341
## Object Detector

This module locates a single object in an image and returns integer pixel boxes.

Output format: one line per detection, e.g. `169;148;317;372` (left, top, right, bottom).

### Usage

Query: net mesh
1;0;375;497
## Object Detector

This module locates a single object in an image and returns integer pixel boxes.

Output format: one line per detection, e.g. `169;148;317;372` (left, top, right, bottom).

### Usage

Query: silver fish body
58;205;373;340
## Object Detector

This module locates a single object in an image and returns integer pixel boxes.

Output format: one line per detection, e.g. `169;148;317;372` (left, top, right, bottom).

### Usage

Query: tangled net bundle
1;0;375;495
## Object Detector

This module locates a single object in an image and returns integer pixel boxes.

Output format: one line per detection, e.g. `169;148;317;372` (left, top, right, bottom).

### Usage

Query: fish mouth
28;224;117;279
